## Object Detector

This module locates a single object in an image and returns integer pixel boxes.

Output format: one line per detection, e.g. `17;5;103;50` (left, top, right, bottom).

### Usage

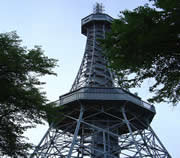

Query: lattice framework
31;103;171;158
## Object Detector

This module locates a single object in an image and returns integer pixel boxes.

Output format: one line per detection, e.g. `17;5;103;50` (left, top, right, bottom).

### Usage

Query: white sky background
0;0;180;157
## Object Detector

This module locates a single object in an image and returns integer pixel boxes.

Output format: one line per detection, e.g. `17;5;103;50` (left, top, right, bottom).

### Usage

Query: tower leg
148;126;171;158
122;107;143;158
120;107;172;158
30;123;54;158
67;105;84;158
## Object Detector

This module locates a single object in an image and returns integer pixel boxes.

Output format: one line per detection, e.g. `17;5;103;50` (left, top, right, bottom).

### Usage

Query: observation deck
52;87;156;134
81;13;113;35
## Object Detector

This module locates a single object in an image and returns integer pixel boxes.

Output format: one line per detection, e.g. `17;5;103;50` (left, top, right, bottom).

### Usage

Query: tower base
31;103;171;158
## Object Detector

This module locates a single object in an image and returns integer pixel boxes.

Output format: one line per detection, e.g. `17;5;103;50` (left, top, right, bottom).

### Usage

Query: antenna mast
93;3;104;14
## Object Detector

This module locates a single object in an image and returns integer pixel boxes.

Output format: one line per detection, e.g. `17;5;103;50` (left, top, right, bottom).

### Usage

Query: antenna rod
93;3;104;14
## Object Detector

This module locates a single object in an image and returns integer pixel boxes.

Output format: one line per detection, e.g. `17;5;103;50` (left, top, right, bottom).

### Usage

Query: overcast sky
0;0;180;157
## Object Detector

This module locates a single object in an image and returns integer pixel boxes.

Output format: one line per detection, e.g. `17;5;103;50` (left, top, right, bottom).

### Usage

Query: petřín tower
31;4;171;158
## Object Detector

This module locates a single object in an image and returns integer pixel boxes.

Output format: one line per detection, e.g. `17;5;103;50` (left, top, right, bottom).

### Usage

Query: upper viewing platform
81;3;113;35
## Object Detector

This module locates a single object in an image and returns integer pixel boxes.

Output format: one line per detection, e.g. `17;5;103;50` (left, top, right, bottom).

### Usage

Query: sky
0;0;180;157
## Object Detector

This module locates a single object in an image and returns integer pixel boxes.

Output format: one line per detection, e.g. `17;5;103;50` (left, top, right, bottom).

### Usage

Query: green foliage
45;101;64;126
0;31;58;157
101;0;180;105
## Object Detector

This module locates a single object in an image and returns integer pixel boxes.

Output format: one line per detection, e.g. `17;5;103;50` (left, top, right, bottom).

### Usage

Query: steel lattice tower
31;3;171;158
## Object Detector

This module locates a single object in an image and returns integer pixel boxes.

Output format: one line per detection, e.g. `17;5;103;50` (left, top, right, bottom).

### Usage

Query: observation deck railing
58;87;156;113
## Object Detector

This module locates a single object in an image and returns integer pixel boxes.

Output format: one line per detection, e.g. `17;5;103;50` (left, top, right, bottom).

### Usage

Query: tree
0;32;58;157
101;0;180;105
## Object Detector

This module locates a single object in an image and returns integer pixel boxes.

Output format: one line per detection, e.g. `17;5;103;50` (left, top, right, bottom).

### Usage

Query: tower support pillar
68;105;84;158
122;107;143;158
